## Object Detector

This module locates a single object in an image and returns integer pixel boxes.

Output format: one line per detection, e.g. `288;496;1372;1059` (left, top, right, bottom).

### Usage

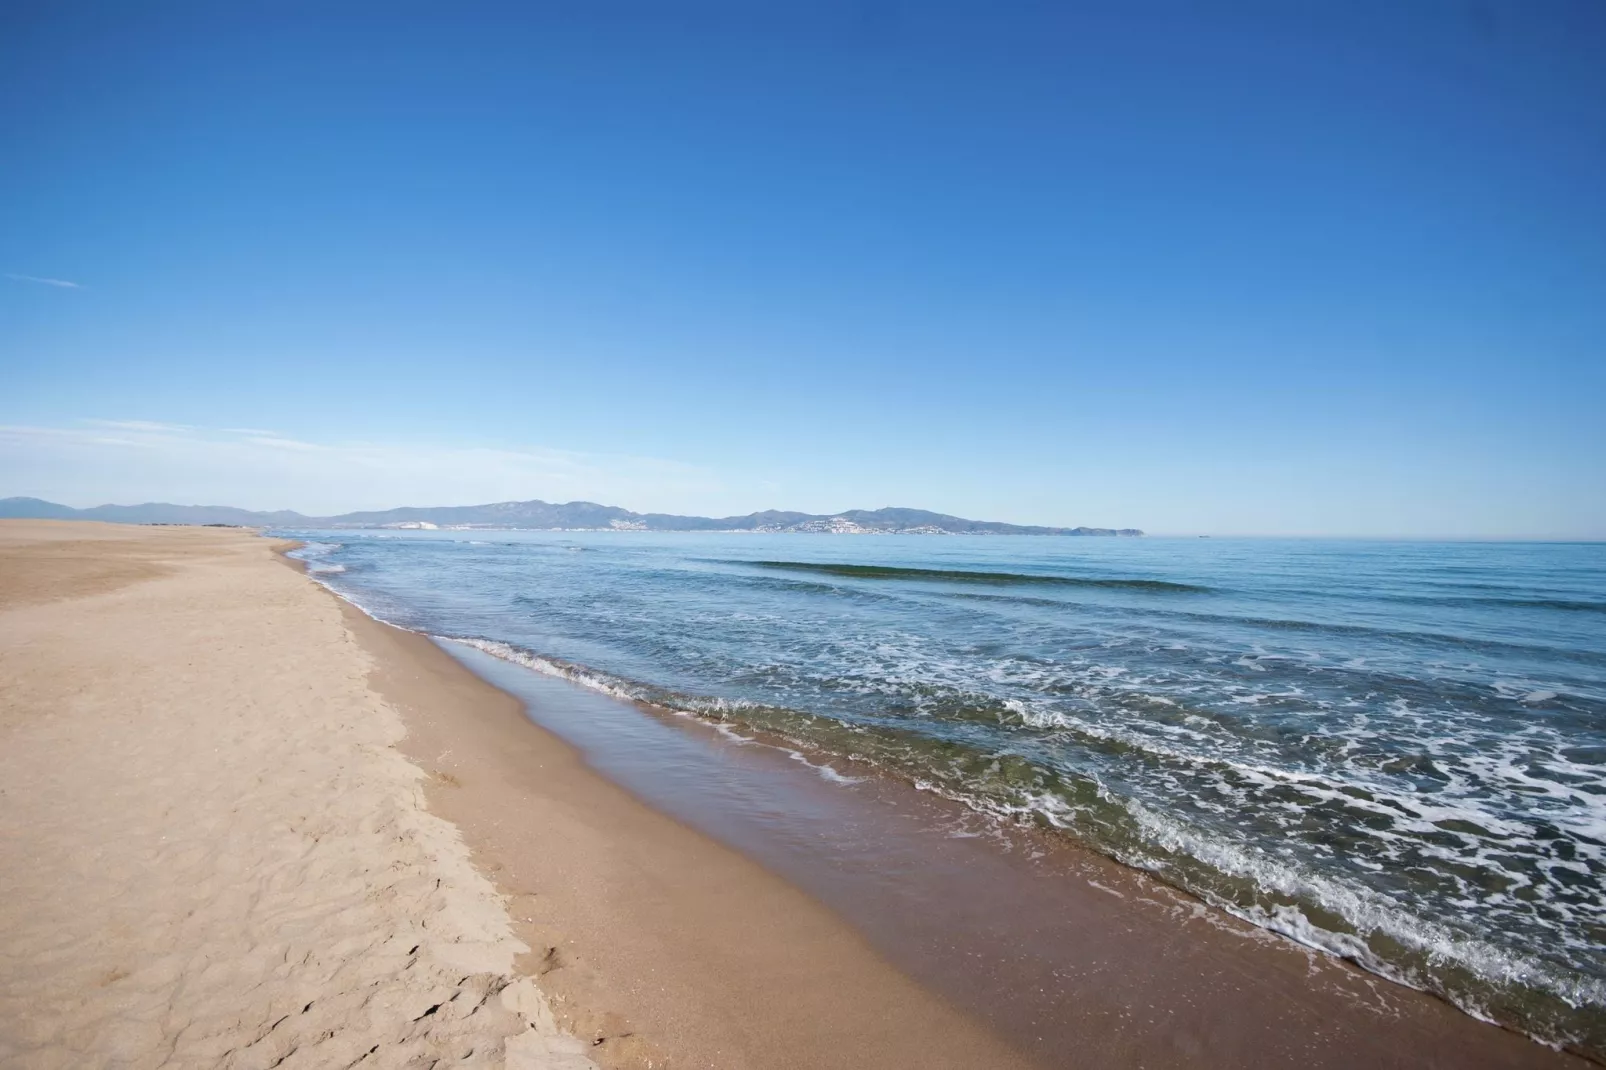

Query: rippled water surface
282;531;1606;1053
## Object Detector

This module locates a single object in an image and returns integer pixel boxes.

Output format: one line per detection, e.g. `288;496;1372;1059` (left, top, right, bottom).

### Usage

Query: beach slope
0;521;594;1069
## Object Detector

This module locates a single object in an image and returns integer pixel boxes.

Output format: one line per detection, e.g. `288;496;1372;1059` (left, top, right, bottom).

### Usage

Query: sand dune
0;521;594;1069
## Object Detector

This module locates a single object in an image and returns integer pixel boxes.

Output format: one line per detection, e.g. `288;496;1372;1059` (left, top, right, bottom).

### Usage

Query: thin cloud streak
5;273;82;289
0;420;731;516
84;419;195;433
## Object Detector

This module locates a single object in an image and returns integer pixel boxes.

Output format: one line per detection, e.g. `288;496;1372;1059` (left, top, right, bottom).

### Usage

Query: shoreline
319;555;1040;1070
1;521;1593;1068
291;536;1599;1068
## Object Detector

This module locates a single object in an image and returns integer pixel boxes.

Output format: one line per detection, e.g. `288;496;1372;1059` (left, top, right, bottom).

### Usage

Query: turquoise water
283;531;1606;1053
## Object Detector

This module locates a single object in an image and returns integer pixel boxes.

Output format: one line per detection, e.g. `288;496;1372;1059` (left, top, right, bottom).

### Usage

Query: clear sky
3;2;1603;536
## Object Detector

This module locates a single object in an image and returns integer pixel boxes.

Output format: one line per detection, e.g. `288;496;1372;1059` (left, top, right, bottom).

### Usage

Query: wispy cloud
243;435;326;452
0;420;728;516
5;273;82;289
84;419;194;433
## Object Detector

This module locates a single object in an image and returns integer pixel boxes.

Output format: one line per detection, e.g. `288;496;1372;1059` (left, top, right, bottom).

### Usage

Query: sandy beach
0;521;1031;1069
1;521;1595;1070
0;521;599;1068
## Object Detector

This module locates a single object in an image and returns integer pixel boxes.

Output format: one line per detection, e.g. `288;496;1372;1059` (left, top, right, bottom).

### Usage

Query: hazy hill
0;497;1141;536
0;496;311;527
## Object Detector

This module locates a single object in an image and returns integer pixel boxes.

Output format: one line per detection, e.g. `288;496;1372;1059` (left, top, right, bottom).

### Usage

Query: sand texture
0;521;595;1069
354;604;1040;1070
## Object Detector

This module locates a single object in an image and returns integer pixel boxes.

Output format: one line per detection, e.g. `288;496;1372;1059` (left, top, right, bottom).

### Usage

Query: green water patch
650;680;1606;1057
727;560;1211;593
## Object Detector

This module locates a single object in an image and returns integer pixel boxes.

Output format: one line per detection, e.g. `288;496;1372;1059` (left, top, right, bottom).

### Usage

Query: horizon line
2;495;1600;543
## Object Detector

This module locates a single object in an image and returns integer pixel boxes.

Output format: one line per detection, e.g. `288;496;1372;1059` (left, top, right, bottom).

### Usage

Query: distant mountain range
0;497;1142;536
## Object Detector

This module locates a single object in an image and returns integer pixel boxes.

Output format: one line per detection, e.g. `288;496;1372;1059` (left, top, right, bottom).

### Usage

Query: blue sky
2;2;1603;536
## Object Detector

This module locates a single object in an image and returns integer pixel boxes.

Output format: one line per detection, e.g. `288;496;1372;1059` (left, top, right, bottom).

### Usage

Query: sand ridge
0;521;594;1069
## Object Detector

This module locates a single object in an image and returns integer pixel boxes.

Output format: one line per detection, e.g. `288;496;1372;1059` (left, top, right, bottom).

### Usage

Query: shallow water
282;531;1606;1054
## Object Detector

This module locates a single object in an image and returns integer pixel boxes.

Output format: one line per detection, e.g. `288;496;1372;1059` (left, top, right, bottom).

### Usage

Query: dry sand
0;521;596;1069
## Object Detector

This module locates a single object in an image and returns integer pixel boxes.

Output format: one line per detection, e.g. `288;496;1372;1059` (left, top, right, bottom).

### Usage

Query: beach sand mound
0;521;594;1069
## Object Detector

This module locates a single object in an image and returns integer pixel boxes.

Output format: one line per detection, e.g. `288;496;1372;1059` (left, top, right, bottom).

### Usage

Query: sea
281;530;1606;1054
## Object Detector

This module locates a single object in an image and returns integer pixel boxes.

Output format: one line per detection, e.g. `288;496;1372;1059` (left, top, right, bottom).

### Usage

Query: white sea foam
785;749;867;784
449;638;643;702
1119;794;1606;1014
446;637;868;788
